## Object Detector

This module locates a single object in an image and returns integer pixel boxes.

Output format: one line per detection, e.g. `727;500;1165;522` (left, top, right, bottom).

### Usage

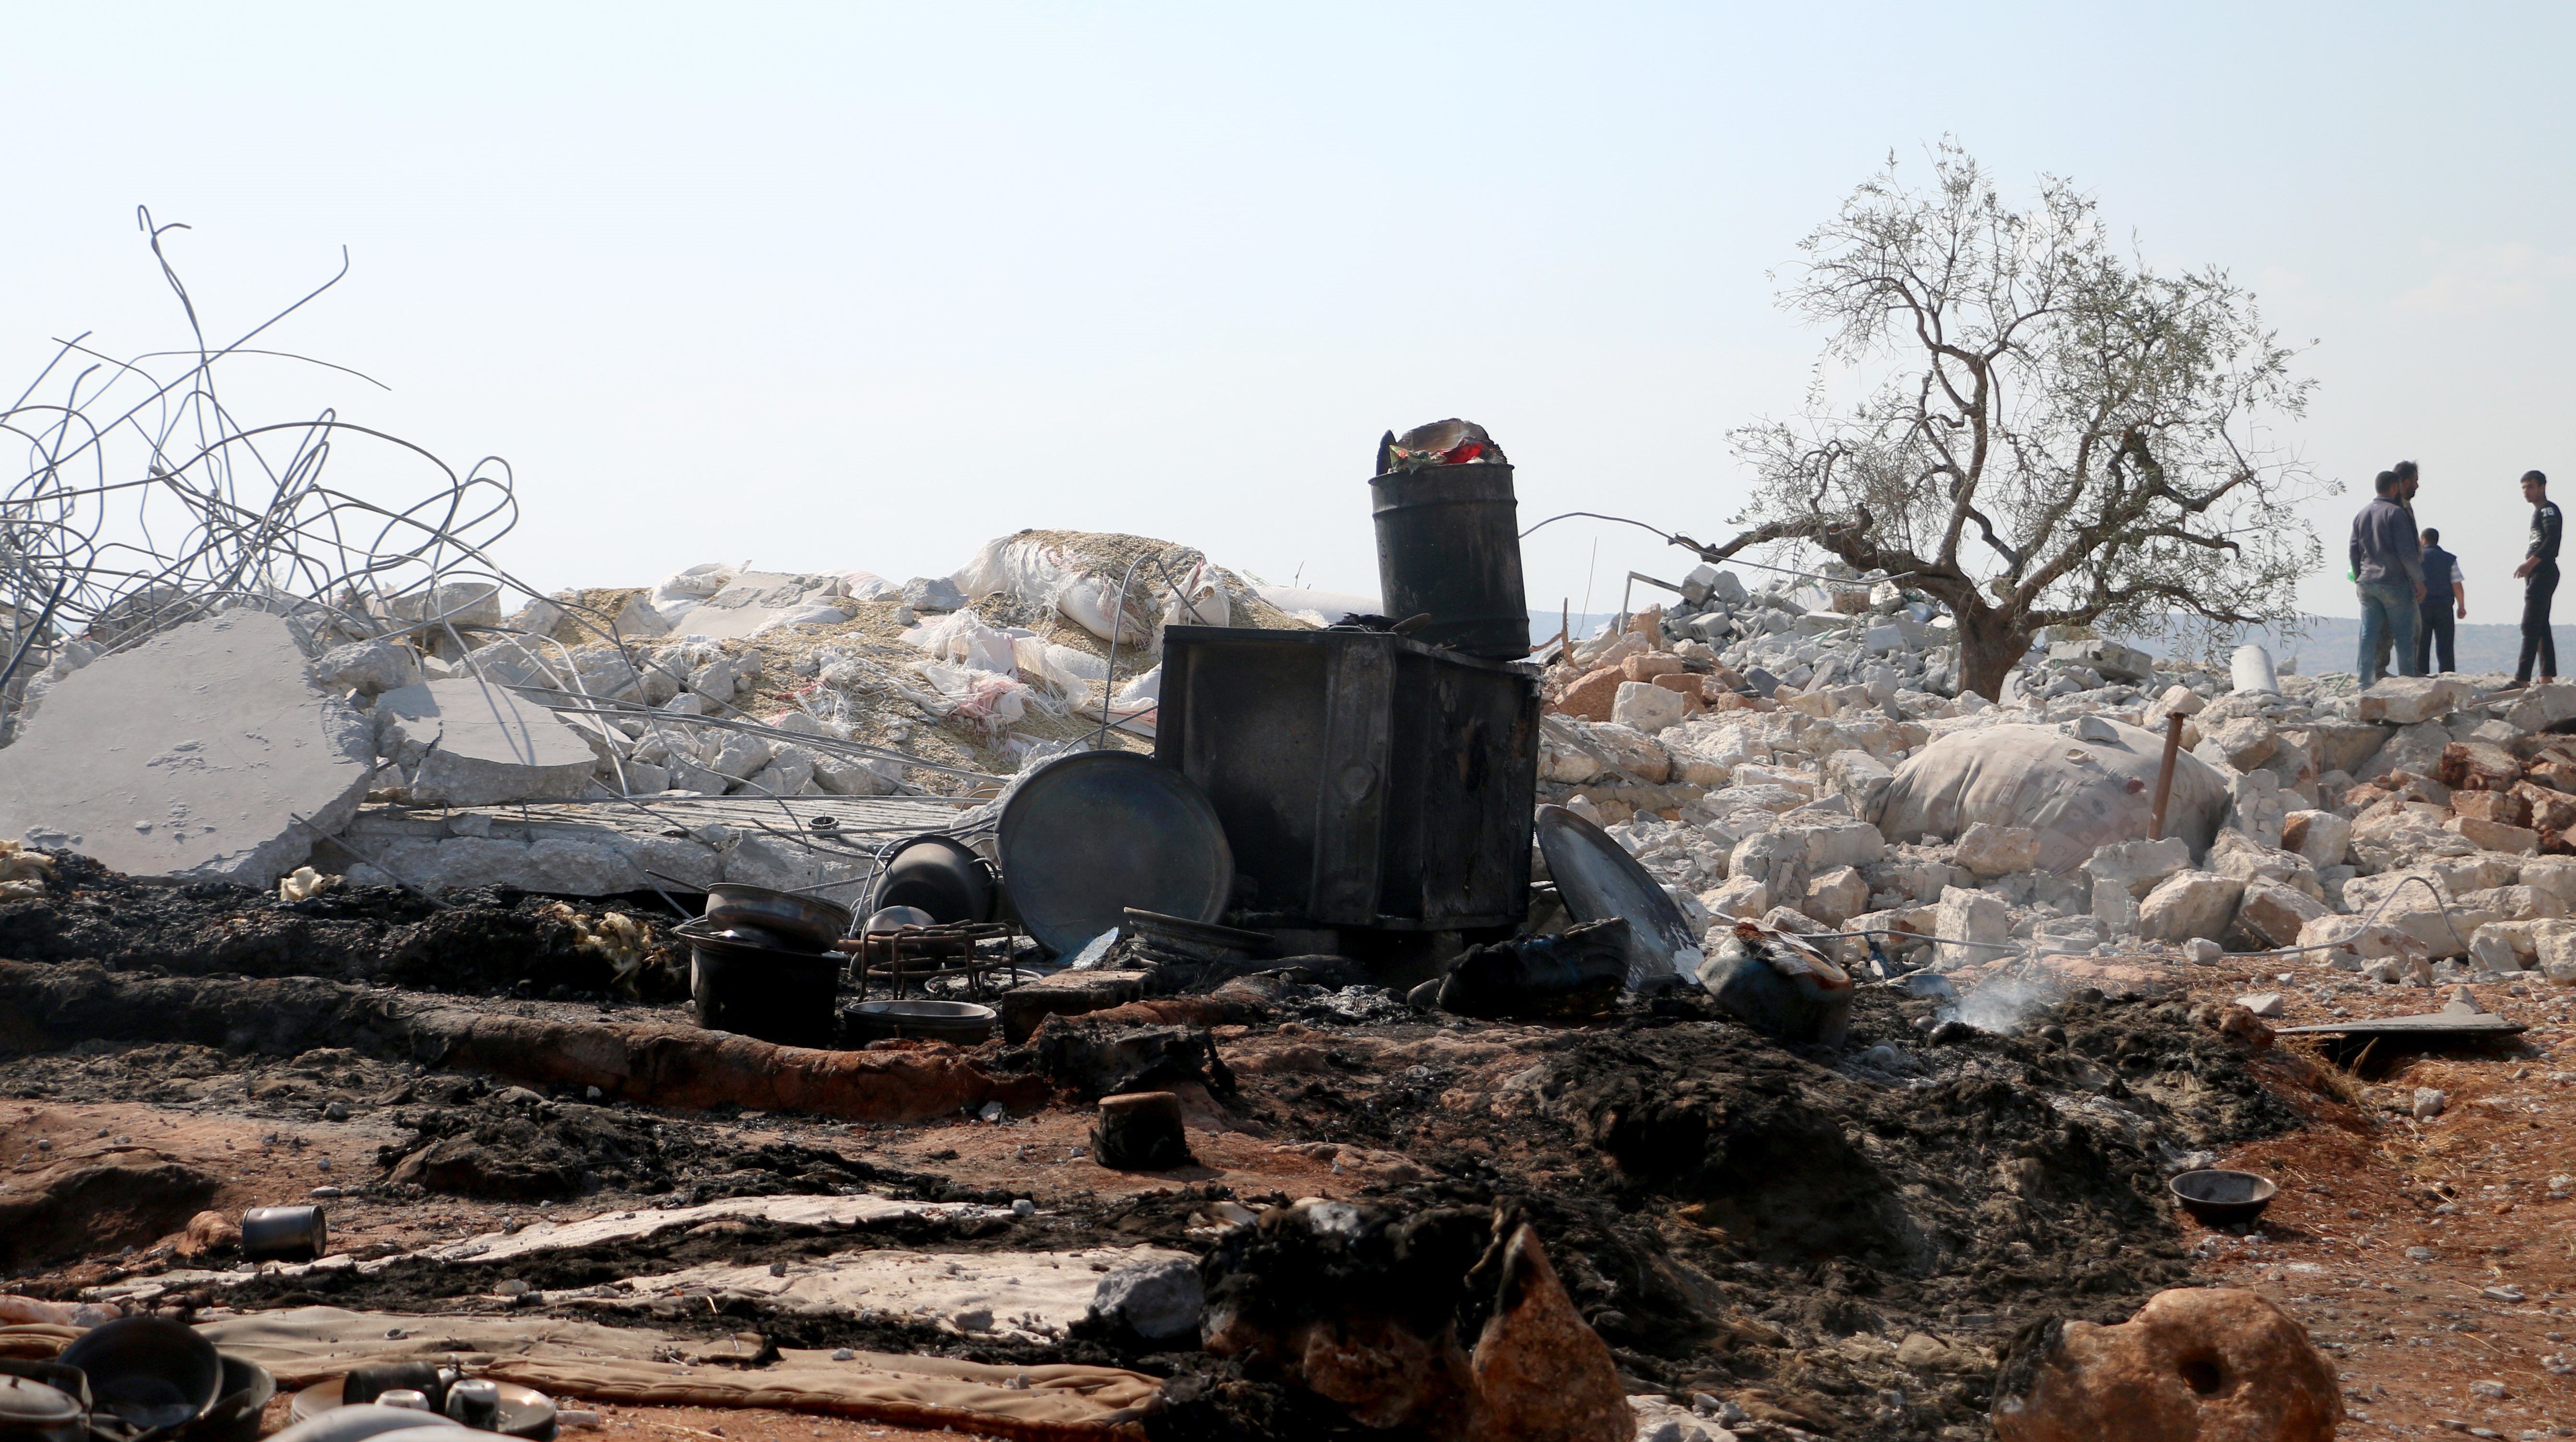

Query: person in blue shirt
2413;527;2464;674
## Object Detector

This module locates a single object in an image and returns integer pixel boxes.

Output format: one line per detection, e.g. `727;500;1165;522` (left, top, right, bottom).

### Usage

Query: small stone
2182;937;2223;965
830;1349;855;1362
2406;1246;2437;1261
309;1186;343;1199
2413;1087;2448;1119
1089;1255;1206;1341
2236;992;2285;1018
1012;1198;1037;1217
2470;1380;2509;1401
322;1101;350;1121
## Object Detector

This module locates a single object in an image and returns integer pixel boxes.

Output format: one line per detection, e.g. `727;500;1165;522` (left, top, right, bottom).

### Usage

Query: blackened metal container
239;1206;328;1263
1155;625;1538;932
1368;461;1529;659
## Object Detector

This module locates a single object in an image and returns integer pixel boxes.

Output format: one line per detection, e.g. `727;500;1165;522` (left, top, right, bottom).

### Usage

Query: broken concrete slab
604;1243;1190;1341
334;792;962;900
0;611;375;887
429;1193;1007;1266
377;677;603;807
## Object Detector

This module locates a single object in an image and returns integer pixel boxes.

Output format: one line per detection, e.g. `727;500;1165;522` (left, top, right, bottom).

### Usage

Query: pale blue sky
1;4;2568;622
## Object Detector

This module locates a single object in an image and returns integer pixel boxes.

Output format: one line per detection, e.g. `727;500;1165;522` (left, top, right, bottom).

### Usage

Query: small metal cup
376;1390;430;1412
239;1205;327;1262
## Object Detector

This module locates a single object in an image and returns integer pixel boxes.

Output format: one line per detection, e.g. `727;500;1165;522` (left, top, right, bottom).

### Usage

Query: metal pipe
2149;710;2186;840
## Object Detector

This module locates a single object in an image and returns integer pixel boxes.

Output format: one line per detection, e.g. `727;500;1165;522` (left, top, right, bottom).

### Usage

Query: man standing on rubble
2514;469;2561;685
2351;469;2424;686
2371;460;2425;680
2415;526;2463;674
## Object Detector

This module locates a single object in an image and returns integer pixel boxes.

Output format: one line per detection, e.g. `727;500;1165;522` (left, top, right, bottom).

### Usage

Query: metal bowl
2169;1168;2277;1227
704;884;853;951
60;1316;223;1436
187;1355;277;1442
870;835;997;925
845;998;997;1046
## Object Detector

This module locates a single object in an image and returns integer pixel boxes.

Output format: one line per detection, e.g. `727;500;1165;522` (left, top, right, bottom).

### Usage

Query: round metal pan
1533;804;1699;989
996;752;1234;956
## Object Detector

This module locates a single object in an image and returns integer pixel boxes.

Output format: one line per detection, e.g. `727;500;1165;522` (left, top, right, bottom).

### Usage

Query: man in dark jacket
2351;470;2424;686
2515;470;2561;685
2374;459;2424;679
2415;527;2464;674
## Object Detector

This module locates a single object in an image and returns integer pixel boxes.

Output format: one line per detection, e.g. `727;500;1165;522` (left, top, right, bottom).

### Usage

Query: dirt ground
2;858;2573;1439
2173;959;2576;1440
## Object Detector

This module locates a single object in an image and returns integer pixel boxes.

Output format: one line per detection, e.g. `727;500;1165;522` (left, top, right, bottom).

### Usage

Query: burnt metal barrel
1369;461;1528;659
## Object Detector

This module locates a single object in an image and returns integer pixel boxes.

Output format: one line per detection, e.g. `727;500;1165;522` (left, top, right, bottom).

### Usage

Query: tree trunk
1955;609;2031;702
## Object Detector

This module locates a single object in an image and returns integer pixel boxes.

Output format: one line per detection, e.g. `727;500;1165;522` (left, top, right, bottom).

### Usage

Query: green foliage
1725;141;2329;688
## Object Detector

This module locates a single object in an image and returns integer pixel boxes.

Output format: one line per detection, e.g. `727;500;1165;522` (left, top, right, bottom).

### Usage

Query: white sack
1875;721;2229;872
950;536;1160;645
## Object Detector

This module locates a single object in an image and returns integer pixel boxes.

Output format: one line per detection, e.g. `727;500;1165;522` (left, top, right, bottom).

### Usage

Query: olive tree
1694;143;2324;701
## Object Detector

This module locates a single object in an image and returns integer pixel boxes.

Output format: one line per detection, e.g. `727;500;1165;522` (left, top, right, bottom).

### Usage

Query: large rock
2503;682;2576;733
2280;810;2351;868
1822;748;1895;823
2206;828;2319;898
377;678;603;808
1468;1224;1631;1442
2234;878;2327;949
1933;885;2009;969
1803;865;1871;927
2461;884;2564;925
2435;740;2522;793
1610;681;1687;734
1991;1286;2339;1442
2452;787;2532;827
1554;668;1625;723
2519;855;2576;910
2138;871;2244;944
1956;822;2041;877
2082;836;2192;899
2194;716;2278;771
2046;637;2154;684
2295;914;2430;971
2354;719;2452;784
2223;769;2288;849
2516;780;2576;833
1088;1255;1205;1342
2340;869;2495;957
2355;674;2471;725
314;639;424;696
2282;720;2387;778
0;612;374;886
1789;819;1885;871
2446;814;2539;855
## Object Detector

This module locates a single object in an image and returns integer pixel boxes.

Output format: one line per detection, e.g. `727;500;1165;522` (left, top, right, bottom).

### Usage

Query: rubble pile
0;422;2567;1437
1536;561;2576;1015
